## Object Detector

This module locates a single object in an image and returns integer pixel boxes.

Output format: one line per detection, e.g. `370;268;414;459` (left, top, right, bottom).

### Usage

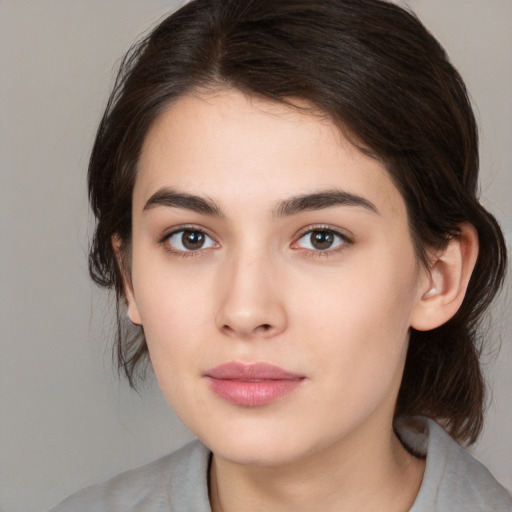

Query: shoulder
49;440;212;512
396;416;512;512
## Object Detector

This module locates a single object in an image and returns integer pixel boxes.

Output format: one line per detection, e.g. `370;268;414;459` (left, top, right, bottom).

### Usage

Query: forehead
135;89;405;219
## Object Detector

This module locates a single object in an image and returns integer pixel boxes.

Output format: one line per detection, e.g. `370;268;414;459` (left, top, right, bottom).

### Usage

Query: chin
212;439;303;467
195;417;326;467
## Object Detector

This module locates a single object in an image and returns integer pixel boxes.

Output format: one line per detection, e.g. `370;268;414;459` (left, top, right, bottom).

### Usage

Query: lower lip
206;377;304;406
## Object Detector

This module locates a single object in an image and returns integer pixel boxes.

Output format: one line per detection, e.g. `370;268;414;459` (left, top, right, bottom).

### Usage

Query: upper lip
205;361;304;381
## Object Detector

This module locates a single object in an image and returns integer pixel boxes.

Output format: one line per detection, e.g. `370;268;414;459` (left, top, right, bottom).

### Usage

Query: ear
410;223;479;331
112;235;142;326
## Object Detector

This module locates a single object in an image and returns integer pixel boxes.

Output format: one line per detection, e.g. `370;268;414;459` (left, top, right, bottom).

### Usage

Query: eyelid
159;224;215;242
159;225;220;255
157;223;352;256
291;225;353;253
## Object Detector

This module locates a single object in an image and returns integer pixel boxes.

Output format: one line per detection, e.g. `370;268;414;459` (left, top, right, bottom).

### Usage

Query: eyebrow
143;187;224;217
275;190;379;217
143;187;378;217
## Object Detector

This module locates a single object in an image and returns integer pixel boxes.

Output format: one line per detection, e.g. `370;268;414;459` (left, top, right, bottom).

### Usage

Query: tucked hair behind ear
88;0;507;444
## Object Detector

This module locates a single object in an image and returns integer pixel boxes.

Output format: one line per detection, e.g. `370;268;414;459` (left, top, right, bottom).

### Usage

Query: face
126;89;429;466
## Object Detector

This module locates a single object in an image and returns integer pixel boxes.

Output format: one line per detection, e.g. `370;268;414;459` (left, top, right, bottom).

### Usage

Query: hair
88;0;507;445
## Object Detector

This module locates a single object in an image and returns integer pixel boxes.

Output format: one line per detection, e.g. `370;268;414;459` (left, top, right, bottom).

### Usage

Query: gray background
0;1;510;511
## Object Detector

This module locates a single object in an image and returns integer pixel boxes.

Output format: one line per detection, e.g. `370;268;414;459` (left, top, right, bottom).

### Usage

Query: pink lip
205;362;305;407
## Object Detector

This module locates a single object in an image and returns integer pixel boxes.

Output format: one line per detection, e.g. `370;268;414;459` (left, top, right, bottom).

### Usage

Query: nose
215;249;287;340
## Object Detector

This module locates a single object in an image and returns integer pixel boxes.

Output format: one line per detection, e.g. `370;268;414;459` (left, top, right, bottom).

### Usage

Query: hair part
88;0;507;444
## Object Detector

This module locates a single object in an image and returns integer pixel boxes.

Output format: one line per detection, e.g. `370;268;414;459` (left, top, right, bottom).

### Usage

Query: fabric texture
50;416;511;511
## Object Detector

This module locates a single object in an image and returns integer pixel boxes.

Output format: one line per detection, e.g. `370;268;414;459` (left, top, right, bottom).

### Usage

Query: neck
209;421;425;512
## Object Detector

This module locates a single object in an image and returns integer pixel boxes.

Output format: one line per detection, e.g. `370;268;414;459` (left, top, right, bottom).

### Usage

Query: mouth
204;361;305;407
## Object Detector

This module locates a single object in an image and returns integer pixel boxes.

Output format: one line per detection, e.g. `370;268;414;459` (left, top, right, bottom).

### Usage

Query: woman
51;0;511;510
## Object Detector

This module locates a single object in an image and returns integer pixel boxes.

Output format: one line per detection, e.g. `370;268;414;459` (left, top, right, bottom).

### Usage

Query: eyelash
159;225;353;258
159;226;218;258
291;226;352;257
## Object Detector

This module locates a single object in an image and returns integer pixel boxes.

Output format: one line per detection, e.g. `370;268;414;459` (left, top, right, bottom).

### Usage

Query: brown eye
295;229;347;251
310;231;335;250
182;230;205;250
166;229;216;252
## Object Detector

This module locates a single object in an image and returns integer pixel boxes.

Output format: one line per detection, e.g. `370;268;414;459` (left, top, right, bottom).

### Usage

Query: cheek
290;247;420;382
293;249;418;335
134;276;211;360
128;249;211;375
132;273;208;418
130;235;213;331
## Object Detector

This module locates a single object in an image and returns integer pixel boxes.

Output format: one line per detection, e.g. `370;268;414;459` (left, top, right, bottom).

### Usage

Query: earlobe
126;292;143;326
112;235;142;326
411;223;479;332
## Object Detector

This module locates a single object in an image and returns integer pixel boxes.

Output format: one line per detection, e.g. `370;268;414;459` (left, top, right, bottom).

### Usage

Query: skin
122;89;470;511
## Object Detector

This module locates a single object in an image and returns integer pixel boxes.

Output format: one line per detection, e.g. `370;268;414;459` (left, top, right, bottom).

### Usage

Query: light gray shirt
50;417;511;511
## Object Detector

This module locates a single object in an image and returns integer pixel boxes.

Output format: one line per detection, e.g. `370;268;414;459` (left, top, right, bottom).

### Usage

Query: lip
205;362;305;407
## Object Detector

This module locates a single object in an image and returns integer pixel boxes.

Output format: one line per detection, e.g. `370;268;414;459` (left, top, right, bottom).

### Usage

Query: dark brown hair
88;0;507;444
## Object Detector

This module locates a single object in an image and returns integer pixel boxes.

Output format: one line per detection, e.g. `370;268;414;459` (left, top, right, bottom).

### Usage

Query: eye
293;228;348;252
165;229;217;252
